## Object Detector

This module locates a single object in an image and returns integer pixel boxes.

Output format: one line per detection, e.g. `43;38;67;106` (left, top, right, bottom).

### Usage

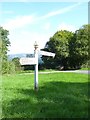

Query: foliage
0;27;10;58
0;27;11;74
1;59;16;74
2;72;88;118
12;57;22;71
69;24;89;69
42;30;74;69
42;24;89;70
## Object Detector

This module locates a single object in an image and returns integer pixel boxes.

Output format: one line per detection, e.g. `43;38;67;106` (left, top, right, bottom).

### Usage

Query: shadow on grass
2;81;89;119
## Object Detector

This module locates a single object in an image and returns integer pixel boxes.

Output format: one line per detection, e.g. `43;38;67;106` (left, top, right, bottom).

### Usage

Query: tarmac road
74;70;90;74
19;70;90;75
39;70;90;74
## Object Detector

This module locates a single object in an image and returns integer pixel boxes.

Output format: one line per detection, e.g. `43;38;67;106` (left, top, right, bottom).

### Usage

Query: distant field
2;72;89;118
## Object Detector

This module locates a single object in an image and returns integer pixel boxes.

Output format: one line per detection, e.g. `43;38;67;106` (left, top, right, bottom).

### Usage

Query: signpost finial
34;41;38;50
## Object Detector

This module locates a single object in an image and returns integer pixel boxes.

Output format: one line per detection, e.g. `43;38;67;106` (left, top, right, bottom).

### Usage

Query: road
20;70;90;75
39;70;90;74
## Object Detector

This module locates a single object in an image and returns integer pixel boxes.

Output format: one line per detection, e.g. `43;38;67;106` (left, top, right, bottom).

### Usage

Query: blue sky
0;1;88;54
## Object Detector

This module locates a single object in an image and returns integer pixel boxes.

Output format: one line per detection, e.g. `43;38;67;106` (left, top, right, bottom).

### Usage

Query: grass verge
2;72;89;118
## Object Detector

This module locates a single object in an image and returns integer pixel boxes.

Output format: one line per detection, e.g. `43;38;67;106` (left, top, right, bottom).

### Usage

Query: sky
0;1;88;54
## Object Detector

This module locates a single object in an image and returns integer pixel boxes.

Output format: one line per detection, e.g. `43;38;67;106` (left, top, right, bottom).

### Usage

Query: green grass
80;67;90;70
19;69;58;74
2;72;89;118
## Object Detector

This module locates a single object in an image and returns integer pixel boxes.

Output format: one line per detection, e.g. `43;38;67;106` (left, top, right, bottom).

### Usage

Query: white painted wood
34;49;38;91
40;50;55;57
20;57;36;65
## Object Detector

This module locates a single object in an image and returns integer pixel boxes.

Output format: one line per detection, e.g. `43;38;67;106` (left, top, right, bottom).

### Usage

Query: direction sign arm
40;50;55;58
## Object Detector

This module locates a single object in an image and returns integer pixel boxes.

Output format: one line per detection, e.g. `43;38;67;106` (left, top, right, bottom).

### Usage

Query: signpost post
34;41;38;91
20;41;55;91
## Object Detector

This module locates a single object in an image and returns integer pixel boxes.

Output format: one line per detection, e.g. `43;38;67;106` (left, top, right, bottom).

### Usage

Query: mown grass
80;67;90;70
2;72;89;119
18;69;58;74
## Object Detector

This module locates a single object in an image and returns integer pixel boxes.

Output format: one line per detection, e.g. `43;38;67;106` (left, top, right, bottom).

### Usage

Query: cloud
8;30;52;54
43;23;51;30
2;2;82;31
3;15;35;30
40;2;82;19
4;2;82;54
57;22;77;32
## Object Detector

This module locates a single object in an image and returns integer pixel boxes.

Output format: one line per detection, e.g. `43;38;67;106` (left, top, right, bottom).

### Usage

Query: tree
42;24;89;70
0;27;11;74
12;57;21;71
42;30;74;69
69;24;89;69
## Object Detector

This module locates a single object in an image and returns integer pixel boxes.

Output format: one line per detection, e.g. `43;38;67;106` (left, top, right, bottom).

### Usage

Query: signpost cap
34;41;38;50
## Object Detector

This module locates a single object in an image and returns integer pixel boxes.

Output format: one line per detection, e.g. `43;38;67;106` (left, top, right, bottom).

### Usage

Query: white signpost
20;58;37;65
20;41;55;91
40;51;55;58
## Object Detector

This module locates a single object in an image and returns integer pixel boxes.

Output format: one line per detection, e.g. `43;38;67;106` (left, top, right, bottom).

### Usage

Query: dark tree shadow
2;81;89;119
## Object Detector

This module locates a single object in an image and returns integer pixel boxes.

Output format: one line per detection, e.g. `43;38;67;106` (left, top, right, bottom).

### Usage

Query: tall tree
42;30;74;69
69;24;89;68
0;27;10;73
42;24;89;70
